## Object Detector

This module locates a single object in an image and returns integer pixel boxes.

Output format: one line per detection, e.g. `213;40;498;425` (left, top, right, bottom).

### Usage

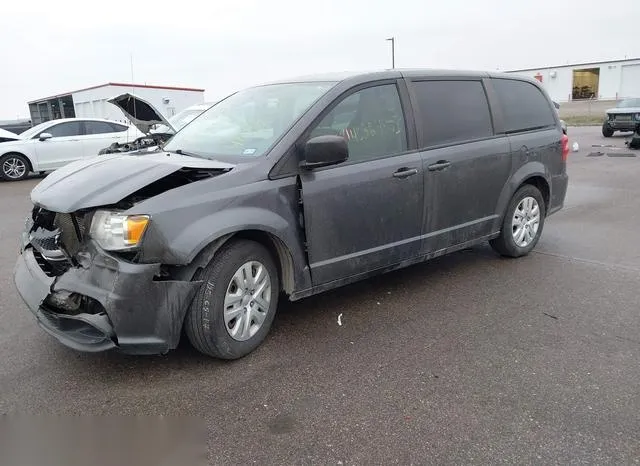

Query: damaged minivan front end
14;152;234;354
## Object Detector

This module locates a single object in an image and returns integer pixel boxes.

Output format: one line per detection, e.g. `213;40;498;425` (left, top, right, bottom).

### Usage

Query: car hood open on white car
108;93;176;135
0;128;23;142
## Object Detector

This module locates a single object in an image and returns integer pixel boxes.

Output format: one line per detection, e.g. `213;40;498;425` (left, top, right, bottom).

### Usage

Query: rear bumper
13;242;202;355
548;172;568;216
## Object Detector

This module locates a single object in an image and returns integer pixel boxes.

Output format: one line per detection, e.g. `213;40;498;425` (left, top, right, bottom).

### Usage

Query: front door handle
427;160;451;171
393;167;419;179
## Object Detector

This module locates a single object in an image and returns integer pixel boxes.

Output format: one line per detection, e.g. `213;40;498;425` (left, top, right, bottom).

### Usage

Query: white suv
0;118;141;181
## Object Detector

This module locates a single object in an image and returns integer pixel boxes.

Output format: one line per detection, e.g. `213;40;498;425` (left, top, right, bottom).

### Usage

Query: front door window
310;84;408;163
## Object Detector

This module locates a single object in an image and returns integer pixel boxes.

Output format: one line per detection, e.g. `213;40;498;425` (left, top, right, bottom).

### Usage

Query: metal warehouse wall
72;86;205;123
507;59;640;102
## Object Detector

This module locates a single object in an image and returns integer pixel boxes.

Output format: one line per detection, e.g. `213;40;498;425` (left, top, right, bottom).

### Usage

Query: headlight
635;113;640;121
89;210;150;251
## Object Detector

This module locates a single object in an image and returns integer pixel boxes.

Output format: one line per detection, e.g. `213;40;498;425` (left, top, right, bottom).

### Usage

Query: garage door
620;64;640;99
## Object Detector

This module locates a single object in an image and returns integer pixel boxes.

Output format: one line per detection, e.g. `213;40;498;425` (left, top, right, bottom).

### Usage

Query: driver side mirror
39;133;53;141
299;135;349;170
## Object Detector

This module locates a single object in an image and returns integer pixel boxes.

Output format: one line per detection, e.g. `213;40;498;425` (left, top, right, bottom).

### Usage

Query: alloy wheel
223;261;272;341
2;157;27;179
512;196;541;247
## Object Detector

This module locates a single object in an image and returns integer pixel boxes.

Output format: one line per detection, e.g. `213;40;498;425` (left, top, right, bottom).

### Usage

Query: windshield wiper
173;149;205;159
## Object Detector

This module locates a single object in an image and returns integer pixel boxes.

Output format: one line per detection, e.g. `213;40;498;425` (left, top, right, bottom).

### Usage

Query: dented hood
108;93;175;135
31;152;235;213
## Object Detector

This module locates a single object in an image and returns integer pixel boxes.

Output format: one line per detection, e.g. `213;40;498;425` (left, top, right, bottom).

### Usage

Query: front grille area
54;213;82;257
33;249;58;277
29;207;89;276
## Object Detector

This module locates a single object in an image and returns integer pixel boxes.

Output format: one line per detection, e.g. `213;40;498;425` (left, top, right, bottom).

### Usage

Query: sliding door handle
427;160;451;171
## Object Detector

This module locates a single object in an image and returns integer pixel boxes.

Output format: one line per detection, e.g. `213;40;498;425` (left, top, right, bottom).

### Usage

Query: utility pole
386;37;395;69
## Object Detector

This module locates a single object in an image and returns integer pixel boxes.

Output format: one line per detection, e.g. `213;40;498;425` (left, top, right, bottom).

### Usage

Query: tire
185;239;279;359
0;153;30;181
490;184;546;258
602;123;614;137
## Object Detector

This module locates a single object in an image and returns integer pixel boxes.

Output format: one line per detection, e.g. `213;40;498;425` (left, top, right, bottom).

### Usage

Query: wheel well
1;152;34;172
229;230;295;295
522;176;550;213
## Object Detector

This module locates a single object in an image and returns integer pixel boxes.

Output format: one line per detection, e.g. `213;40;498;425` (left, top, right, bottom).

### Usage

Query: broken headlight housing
89;211;150;251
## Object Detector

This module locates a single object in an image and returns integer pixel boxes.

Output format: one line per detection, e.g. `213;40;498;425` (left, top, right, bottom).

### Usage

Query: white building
28;82;205;126
506;57;640;103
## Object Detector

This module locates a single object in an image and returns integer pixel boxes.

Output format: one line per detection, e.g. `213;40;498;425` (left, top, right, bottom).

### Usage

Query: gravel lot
1;126;639;464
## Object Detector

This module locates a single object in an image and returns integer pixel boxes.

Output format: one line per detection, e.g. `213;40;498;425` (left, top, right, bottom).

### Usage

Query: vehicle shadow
47;245;503;380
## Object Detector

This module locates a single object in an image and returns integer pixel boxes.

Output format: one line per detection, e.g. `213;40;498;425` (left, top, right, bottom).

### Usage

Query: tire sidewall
501;185;546;257
192;241;279;359
602;123;614;137
0;153;30;181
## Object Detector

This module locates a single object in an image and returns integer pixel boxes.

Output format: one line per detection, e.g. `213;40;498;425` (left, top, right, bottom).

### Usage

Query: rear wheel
185;240;279;359
490;184;546;258
0;153;30;181
602;123;614;137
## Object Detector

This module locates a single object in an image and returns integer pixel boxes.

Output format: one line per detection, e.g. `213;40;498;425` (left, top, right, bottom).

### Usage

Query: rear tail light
561;134;569;161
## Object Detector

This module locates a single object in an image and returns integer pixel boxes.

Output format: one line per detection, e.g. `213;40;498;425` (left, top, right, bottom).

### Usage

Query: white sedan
0;118;141;181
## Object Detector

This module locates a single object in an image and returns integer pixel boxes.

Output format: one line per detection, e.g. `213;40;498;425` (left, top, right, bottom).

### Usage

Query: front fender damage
17;238;203;355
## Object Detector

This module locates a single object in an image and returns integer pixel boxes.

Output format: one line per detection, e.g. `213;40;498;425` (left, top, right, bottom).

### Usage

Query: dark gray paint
16;69;569;354
300;151;424;284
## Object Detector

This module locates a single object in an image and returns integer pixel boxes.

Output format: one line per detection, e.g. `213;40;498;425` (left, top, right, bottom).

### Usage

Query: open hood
31;152;235;213
0;127;22;141
108;93;175;135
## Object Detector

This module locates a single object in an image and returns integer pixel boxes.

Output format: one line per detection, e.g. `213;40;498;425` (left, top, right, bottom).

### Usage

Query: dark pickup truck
14;69;569;360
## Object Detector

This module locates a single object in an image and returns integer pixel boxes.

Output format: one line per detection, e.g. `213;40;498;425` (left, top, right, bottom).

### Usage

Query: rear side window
492;79;556;133
109;122;129;132
84;121;118;135
412;80;494;147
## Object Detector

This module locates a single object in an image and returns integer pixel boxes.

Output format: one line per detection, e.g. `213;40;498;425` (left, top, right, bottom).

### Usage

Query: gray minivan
14;70;569;359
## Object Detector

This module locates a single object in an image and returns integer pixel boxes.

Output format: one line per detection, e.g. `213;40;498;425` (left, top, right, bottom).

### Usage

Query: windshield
163;82;335;159
616;98;640;108
19;121;53;139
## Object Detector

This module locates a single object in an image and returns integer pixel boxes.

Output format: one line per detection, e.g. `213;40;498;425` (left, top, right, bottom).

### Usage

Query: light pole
386;37;395;69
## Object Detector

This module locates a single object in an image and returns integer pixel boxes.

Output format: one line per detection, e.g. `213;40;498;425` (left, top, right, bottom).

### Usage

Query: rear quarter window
492;78;556;133
109;123;129;132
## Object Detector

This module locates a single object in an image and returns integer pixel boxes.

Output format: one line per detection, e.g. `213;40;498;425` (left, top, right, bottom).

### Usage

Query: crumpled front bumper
13;241;202;355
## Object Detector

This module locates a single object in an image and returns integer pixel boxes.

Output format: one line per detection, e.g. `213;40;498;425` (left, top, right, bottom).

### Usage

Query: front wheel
0;153;30;181
185;240;279;359
490;185;546;258
602;123;614;137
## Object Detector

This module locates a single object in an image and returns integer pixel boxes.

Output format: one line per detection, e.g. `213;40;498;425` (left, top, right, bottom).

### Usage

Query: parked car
99;95;216;154
13;70;569;360
0;118;142;181
602;98;640;137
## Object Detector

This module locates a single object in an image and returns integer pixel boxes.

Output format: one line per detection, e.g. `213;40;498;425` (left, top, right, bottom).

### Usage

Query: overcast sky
1;0;638;119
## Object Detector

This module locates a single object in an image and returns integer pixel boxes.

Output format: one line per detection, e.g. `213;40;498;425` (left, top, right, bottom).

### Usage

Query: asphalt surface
1;127;639;464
